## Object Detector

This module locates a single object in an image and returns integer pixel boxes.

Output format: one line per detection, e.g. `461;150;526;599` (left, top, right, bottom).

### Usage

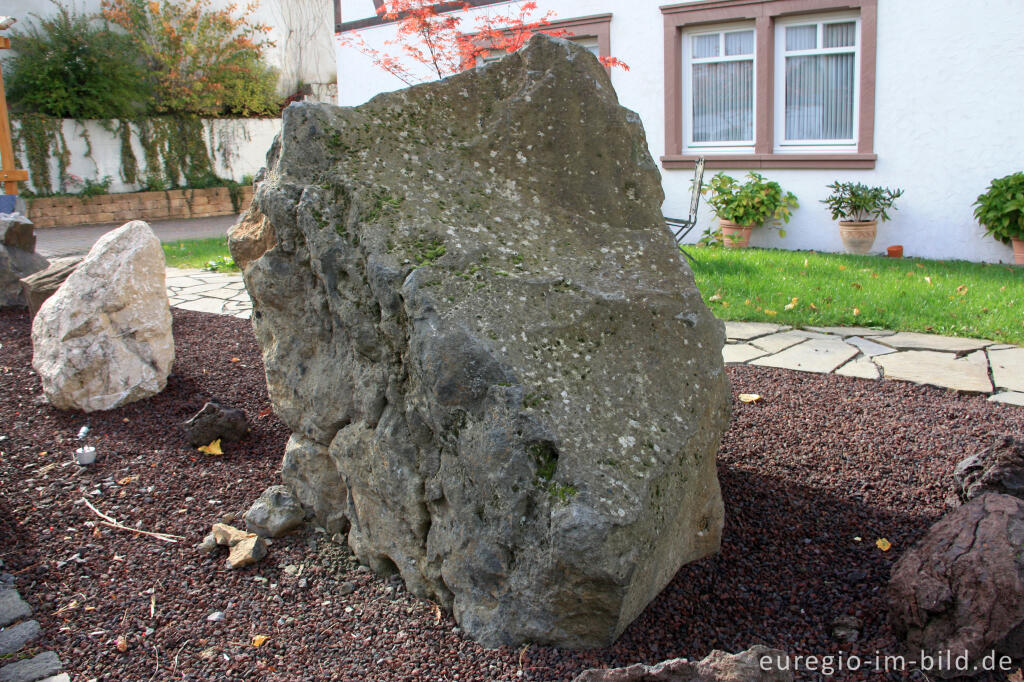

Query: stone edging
27;186;255;229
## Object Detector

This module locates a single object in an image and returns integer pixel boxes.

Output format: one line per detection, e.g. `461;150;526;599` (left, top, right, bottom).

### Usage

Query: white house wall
336;0;1024;264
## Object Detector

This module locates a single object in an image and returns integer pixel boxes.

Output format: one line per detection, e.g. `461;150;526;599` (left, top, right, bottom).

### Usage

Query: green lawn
688;246;1024;344
162;238;238;272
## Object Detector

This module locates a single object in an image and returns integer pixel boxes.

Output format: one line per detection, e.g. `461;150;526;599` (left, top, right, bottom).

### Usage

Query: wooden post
0;35;29;195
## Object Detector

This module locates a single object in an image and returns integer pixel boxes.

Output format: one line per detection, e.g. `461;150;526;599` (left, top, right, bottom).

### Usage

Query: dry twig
78;498;183;543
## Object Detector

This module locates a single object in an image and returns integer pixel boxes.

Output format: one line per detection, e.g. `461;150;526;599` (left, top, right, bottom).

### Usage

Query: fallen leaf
251;635;270;647
117;476;135;485
744;299;751;306
803;258;809;268
916;263;925;268
765;309;777;317
708;294;722;302
924;276;932;285
876;538;892;552
231;357;241;363
198;439;223;455
956;285;968;295
257;407;273;419
852;308;861;316
839;265;846;271
116;636;128;652
738;394;762;403
432;603;442;624
123;418;130;423
851;282;862;290
808;303;818;311
1007;668;1022;682
784;302;796;311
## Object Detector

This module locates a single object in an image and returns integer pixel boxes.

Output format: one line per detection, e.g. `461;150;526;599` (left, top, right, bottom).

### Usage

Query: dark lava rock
571;646;794;681
182;401;249;447
230;34;729;648
952;434;1024;504
888;493;1024;677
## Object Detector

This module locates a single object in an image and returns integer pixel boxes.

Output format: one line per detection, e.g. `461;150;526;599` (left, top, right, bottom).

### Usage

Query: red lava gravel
1;306;1023;681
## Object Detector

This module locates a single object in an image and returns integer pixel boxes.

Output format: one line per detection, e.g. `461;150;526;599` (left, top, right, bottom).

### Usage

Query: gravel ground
1;307;1022;681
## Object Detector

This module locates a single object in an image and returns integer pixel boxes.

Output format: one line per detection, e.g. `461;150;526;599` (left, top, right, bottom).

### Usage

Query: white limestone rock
31;221;174;412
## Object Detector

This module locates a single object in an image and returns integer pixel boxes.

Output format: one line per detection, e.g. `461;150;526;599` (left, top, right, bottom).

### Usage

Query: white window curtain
687;29;755;145
781;20;858;143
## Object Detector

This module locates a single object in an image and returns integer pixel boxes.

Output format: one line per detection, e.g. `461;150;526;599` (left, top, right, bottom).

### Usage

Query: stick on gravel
79;498;183;543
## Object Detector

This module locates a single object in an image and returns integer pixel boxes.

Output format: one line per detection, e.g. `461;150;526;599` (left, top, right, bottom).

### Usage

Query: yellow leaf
744;299;751;306
956;285;968;295
251;635;270;647
876;538;892;552
117;476;135;485
738;393;762;403
720;301;729;307
839;265;846;271
784;302;796;311
765;309;777;316
808;302;818;311
231;357;241;363
852;308;861;316
198;439;223;455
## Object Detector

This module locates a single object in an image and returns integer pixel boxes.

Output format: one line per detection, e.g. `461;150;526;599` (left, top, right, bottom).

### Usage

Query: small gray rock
197;533;218;555
0;619;40;656
243;485;304;538
339;581;356;596
0;651;63;682
206;611;225;622
182;401;249;447
831;615;862;642
0;589;32;628
0;213;35;252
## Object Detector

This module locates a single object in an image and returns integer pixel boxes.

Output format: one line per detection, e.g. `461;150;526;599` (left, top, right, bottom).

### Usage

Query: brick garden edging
26;186;254;228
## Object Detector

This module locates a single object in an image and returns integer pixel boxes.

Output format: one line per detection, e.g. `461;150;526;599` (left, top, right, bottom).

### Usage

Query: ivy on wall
9;115;252;198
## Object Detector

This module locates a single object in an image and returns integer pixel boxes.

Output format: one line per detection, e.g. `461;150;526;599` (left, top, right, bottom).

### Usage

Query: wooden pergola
0;22;28;197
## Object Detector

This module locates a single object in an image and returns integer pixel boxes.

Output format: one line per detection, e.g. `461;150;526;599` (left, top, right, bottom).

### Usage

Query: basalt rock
230;34;729;649
888;493;1024;677
0;213;47;307
952;434;1024;504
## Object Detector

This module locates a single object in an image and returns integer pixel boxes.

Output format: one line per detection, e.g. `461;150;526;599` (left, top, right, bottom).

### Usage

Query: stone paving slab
0;590;31;628
750;330;831;355
722;343;768;364
875;350;993;393
846;336;898;358
866;331;993;352
750;338;860;374
0;651;63;682
0;620;40;656
835;358;880;379
723;321;789;341
806;326;895;337
989;392;1024;406
988;347;1024;393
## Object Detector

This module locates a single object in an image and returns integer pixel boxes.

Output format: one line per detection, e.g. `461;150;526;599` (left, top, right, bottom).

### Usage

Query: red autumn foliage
340;1;627;85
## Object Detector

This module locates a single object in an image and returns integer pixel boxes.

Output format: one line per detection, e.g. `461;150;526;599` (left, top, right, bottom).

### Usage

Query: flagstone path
161;267;1024;404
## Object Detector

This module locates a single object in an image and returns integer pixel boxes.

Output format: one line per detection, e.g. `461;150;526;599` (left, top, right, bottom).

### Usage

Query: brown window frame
462;13;613;68
661;0;877;169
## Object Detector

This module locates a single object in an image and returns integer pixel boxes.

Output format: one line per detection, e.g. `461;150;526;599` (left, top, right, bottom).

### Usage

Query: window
775;15;859;150
684;25;756;149
663;0;877;169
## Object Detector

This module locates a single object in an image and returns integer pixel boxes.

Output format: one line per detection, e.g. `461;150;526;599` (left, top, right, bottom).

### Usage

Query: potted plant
821;181;903;254
702;172;799;248
974;171;1024;265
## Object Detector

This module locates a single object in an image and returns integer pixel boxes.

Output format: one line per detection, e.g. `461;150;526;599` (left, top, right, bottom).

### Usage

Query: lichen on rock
230;34;730;649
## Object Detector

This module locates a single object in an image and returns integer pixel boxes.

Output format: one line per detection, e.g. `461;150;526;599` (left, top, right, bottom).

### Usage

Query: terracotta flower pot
838;220;878;255
887;245;903;258
1013;238;1024;265
720;219;753;248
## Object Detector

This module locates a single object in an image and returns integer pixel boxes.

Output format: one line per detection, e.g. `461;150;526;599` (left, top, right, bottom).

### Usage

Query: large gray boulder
888;493;1024;677
32;221;174;412
230;34;729;649
0;213;47;307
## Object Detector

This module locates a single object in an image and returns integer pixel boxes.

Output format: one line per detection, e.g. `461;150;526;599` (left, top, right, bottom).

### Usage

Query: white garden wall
11;117;280;195
335;0;1024;264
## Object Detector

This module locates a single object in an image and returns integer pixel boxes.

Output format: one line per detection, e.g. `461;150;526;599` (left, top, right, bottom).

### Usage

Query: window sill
661;153;877;169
